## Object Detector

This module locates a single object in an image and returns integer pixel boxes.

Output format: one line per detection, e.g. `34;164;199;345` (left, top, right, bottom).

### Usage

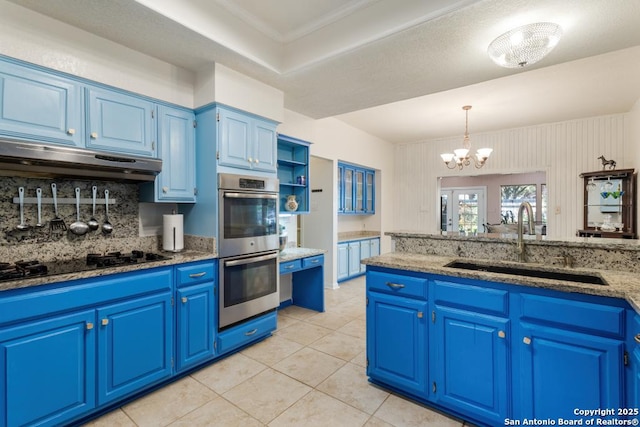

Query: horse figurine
597;155;616;170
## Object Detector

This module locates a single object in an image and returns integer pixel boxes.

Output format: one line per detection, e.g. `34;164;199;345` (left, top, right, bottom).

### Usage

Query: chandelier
440;106;492;170
487;22;563;68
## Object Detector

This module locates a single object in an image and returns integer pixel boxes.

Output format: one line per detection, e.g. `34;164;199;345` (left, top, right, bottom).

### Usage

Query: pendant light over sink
440;106;492;170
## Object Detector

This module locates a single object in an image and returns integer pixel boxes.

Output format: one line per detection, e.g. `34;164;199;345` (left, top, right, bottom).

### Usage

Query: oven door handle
224;252;279;267
223;192;278;200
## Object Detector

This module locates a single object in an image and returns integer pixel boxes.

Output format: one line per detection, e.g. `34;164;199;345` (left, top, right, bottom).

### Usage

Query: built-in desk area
279;248;325;312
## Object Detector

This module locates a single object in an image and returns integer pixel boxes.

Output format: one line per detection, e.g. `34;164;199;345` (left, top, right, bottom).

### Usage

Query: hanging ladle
16;187;29;231
102;189;113;234
70;187;89;235
87;186;99;231
36;187;45;228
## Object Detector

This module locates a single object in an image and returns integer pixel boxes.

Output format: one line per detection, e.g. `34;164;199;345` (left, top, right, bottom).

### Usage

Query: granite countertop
0;250;215;293
279;247;326;262
362;252;640;313
338;231;381;242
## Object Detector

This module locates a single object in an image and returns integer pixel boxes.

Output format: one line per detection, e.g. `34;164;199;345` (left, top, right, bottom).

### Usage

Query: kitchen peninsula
362;231;640;427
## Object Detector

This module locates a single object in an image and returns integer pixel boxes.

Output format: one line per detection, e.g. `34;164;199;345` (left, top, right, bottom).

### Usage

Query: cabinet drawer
217;311;277;355
302;255;323;269
433;280;508;316
280;259;301;274
177;261;215;287
367;271;428;300
519;293;625;338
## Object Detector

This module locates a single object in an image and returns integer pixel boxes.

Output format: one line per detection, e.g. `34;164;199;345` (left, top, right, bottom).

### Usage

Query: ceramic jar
285;195;299;212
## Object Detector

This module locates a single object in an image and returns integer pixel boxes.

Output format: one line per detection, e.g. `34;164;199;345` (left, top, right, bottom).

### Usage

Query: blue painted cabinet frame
277;134;311;214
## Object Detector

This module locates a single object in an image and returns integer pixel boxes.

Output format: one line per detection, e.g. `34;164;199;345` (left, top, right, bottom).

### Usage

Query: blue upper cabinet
0;60;83;147
277;134;311;214
217;106;277;174
141;106;196;202
86;86;156;157
338;161;375;215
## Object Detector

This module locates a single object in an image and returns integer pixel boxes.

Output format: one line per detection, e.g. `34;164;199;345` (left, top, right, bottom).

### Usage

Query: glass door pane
355;170;364;212
344;168;353;212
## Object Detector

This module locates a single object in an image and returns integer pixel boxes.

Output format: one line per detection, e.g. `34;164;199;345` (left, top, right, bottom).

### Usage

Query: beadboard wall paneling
394;114;629;239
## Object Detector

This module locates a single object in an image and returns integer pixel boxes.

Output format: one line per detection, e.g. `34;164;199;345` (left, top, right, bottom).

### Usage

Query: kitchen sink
444;261;608;285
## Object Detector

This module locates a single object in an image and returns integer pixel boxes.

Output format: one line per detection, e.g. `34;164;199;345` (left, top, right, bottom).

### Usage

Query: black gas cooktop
0;251;171;283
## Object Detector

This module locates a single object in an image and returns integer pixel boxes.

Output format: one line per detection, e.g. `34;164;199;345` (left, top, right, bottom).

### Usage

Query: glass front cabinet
338;161;375;215
579;168;636;238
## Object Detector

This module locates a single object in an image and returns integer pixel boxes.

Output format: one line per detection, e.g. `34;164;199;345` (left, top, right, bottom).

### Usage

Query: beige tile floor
83;276;473;427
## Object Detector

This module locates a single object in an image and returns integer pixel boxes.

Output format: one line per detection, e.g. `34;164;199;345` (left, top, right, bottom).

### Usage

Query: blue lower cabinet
217;311;277;356
431;306;510;425
366;291;428;396
516;323;623;420
97;292;173;406
176;282;216;371
0;310;96;427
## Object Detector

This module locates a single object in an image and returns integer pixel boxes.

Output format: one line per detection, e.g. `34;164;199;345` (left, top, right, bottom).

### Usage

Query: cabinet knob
101;318;109;326
67;128;76;135
90;132;98;139
182;297;188;304
162;186;169;193
523;336;531;345
254;159;260;164
248;157;253;163
498;330;506;339
417;311;423;319
86;322;94;330
634;333;640;344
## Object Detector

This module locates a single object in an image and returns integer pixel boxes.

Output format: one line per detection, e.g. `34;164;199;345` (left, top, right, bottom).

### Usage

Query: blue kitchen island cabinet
513;293;625;421
366;264;632;427
431;280;510;426
175;261;216;372
367;270;429;396
0;310;96;427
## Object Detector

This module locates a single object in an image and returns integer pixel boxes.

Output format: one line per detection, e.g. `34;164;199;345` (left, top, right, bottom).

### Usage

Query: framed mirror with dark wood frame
579;168;636;238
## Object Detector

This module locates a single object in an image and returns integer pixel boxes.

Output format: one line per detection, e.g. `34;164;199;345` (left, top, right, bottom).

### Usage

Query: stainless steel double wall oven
217;173;280;329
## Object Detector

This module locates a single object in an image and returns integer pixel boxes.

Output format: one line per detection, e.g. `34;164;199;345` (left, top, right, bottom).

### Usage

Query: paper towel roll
163;214;184;252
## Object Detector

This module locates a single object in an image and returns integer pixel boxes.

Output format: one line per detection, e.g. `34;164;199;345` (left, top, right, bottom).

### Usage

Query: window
500;184;537;223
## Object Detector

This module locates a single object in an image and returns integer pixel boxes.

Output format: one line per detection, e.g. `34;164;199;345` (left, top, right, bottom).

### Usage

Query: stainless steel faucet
516;201;535;262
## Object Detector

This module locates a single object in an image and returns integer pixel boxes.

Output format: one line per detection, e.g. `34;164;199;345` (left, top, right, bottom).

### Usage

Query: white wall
394;114;631;239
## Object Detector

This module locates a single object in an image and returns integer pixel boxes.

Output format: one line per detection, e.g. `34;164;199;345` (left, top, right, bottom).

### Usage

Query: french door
440;187;486;235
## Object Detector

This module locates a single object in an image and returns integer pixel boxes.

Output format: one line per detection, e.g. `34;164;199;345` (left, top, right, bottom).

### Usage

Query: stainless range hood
0;138;162;182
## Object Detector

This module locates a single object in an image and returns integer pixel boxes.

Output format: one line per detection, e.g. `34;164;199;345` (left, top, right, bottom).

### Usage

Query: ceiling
7;0;640;143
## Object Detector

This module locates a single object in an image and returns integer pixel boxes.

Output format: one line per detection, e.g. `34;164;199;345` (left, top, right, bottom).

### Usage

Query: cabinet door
365;170;375;213
155;106;196;202
0;310;96;427
370;238;380;257
0;61;82;146
347;241;361;277
252;118;277;173
355;169;365;212
86;87;156;157
367;292;428;397
343;167;354;213
432;306;510;425
217;107;252;170
97;292;173;405
337;243;349;281
360;239;371;274
516;324;623;420
176;282;216;372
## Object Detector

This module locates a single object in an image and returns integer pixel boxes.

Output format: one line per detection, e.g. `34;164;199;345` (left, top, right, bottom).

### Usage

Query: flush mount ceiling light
440;106;492;170
488;22;563;68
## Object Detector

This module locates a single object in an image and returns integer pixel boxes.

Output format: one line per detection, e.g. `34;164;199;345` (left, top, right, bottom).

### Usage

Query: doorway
440;187;486;234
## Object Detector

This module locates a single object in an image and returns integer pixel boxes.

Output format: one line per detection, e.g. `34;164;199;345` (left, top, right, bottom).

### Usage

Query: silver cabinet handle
182;297;188;304
189;272;207;278
523;336;532;345
285;265;295;269
90;132;98;139
67;128;76;135
634;333;640;344
386;282;405;290
244;328;258;336
498;330;506;339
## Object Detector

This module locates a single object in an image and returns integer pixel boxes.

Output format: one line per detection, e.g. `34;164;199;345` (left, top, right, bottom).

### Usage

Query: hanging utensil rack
12;197;117;205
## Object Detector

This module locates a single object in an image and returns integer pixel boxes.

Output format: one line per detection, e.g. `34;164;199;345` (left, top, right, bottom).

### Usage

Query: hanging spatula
49;183;67;232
